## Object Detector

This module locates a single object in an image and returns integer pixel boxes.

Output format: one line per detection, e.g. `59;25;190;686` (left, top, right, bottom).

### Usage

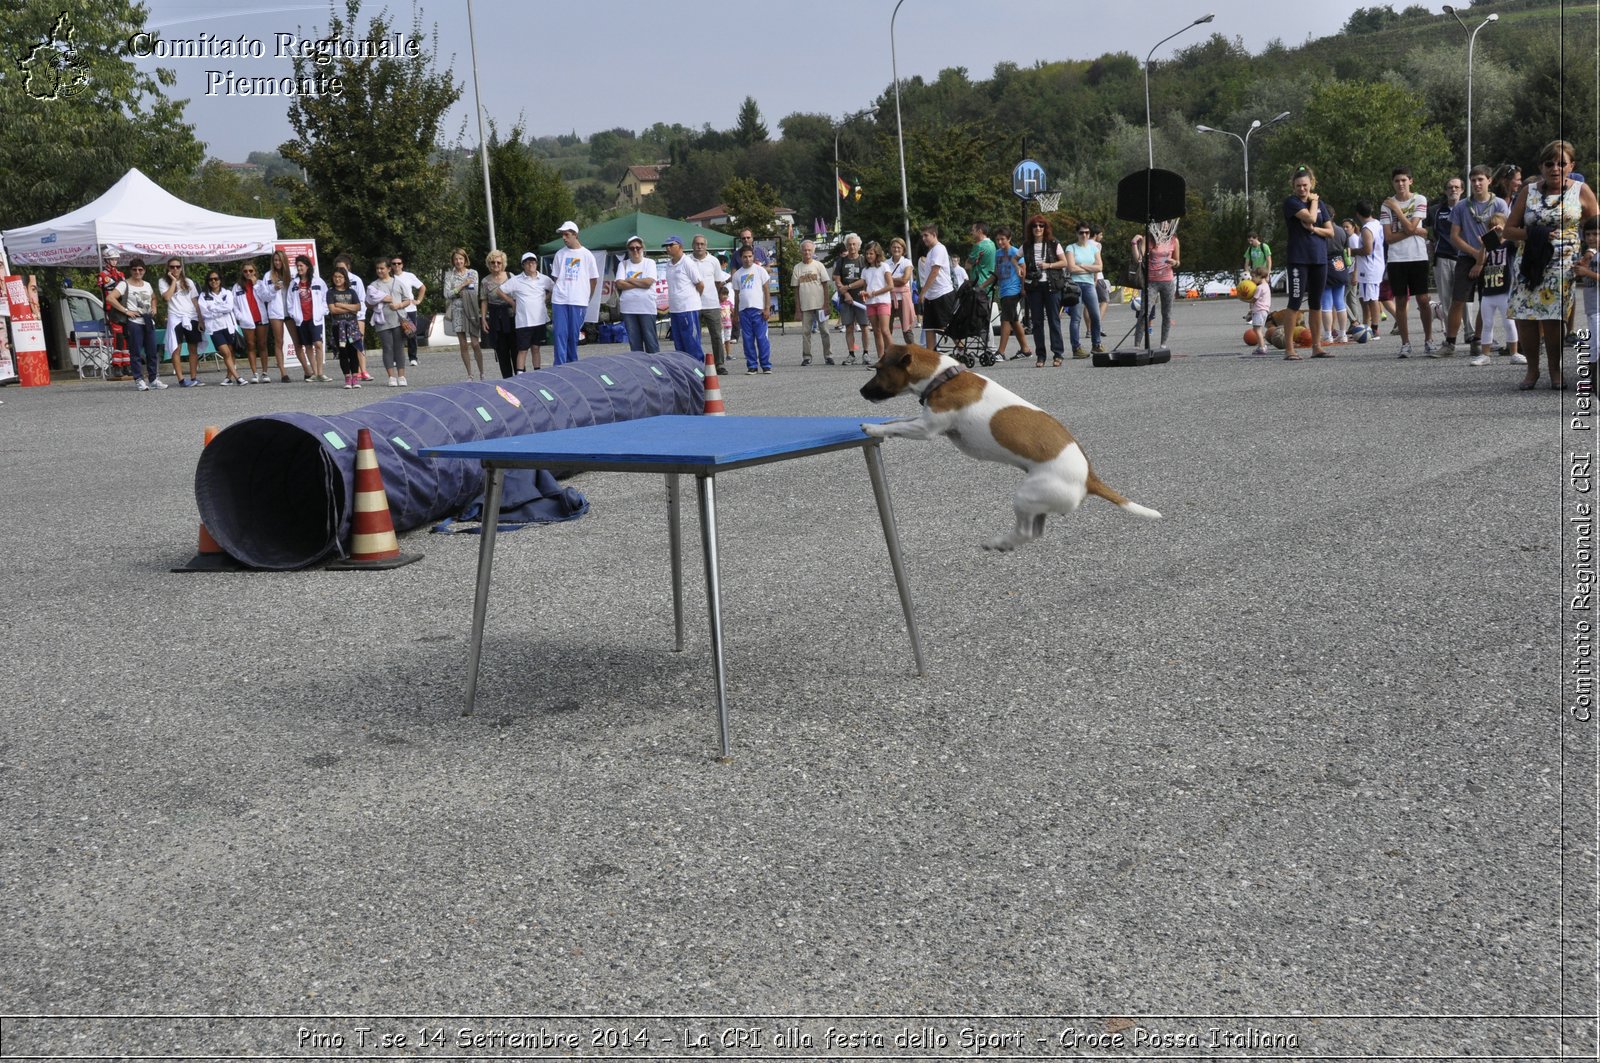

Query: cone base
171;551;249;573
325;552;424;571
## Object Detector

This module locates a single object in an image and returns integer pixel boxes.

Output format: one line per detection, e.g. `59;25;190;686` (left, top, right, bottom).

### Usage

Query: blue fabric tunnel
194;352;707;570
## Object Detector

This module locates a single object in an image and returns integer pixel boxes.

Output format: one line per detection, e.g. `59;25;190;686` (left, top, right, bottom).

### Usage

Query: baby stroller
934;280;995;367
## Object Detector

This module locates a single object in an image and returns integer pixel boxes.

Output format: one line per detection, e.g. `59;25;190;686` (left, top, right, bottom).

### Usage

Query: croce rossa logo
21;11;89;102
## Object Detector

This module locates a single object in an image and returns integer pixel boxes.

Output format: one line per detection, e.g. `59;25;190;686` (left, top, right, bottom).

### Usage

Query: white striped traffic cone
703;348;725;416
327;428;421;569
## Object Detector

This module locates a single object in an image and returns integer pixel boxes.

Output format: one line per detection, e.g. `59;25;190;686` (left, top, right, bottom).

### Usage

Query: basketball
1266;326;1286;350
1236;279;1257;302
1243;328;1260;346
1349;324;1370;343
1295;327;1313;347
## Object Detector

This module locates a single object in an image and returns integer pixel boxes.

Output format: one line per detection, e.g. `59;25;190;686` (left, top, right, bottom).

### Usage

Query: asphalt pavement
1;299;1594;1058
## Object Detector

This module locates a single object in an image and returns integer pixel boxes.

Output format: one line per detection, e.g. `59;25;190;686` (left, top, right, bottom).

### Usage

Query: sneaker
387;378;398;387
1072;347;1087;359
238;376;251;386
1091;344;1107;355
761;368;772;374
746;368;758;375
135;379;149;391
150;377;168;390
1425;341;1447;357
843;353;858;365
359;372;373;381
1398;343;1412;358
180;377;196;388
824;357;836;366
801;357;812;366
409;358;418;366
280;375;291;383
1509;352;1527;365
1469;353;1491;366
343;380;356;389
398;376;408;386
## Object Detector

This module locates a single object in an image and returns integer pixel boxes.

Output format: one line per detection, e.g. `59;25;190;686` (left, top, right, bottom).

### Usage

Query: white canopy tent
2;167;277;267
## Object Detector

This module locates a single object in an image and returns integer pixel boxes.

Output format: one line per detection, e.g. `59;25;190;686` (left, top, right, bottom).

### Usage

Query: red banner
4;275;48;386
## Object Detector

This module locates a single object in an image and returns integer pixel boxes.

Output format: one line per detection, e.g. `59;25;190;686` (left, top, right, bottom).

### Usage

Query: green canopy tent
535;211;738;255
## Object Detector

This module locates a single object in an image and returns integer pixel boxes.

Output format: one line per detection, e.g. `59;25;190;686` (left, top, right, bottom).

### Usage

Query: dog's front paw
860;422;889;438
983;534;1019;553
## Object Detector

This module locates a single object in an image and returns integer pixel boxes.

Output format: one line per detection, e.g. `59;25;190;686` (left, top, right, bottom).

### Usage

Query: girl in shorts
197;270;245;385
861;241;894;366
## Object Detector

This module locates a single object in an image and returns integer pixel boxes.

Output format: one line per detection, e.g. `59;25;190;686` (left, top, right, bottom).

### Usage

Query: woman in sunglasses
199;269;246;385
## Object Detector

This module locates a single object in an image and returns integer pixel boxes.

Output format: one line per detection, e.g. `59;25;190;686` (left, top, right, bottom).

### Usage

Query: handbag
400;316;416;337
1056;277;1080;306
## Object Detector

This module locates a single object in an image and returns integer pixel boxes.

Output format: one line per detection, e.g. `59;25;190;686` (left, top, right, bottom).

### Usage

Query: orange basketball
1295;327;1313;347
1243;328;1260;346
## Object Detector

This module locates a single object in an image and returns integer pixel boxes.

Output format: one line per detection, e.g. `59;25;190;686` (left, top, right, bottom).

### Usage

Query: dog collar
919;365;964;406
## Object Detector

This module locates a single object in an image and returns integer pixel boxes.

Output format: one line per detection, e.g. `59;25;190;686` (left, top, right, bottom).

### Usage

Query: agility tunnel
195;352;707;570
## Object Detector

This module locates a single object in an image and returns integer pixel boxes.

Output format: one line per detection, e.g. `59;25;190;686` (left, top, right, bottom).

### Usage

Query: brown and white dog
860;343;1161;551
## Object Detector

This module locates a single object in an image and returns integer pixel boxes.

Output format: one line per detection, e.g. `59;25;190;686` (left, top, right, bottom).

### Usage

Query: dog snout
860;381;893;402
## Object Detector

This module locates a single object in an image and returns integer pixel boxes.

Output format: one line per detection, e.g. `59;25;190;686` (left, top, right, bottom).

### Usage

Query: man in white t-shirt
614;235;660;354
1379;167;1435;355
550;220;598;365
730;247;772;374
501;252;554;370
662;235;705;359
917;224;954;345
690;234;729;371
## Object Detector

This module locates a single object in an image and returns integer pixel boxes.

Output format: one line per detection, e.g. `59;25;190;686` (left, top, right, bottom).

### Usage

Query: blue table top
422;415;888;470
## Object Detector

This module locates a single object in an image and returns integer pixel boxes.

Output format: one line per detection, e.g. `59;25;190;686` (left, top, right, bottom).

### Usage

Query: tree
733;97;769;147
0;2;203;234
848;123;1014;264
278;0;463;283
718;177;783;238
1260;80;1451;219
461;120;576;262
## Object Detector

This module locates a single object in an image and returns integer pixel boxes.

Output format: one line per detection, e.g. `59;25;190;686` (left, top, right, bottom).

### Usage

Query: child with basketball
1248;266;1272;354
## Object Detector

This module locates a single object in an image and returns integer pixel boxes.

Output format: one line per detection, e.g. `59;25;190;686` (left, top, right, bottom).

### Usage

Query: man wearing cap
500;252;554;371
96;248;131;379
550;221;599;365
690;234;730;371
615;235;660;354
663;236;705;358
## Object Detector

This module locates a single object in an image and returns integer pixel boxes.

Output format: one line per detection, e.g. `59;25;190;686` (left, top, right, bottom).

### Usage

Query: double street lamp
1195;111;1291;226
1442;5;1498;173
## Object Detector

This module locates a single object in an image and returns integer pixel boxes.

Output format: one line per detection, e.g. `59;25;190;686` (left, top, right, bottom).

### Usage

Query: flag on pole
837;176;851;200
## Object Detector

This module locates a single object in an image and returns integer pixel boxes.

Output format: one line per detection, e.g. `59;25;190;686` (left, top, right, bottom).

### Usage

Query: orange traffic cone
173;425;245;572
703;348;725;416
327;428;421;569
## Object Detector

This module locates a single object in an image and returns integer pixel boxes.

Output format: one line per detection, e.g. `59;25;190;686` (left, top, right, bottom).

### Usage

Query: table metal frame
457;430;926;757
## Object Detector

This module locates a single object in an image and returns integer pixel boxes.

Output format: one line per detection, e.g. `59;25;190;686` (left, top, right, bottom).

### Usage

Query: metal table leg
666;473;685;652
464;463;506;716
695;474;732;758
864;442;926;676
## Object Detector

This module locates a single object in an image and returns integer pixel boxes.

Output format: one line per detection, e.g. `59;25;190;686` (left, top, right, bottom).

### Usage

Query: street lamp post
1442;6;1498;172
466;0;497;252
1196;111;1290;226
1145;14;1215;168
890;0;912;259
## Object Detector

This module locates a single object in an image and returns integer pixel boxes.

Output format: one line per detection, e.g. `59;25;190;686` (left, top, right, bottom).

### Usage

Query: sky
134;0;1364;164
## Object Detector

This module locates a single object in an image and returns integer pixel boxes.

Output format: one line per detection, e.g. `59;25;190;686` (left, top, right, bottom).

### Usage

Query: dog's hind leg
983;475;1072;551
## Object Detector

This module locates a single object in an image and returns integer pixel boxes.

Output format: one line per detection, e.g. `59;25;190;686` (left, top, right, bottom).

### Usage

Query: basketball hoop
1034;192;1062;213
1148;217;1180;243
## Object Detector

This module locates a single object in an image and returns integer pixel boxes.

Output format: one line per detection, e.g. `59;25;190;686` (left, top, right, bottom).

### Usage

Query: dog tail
1086;469;1162;520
